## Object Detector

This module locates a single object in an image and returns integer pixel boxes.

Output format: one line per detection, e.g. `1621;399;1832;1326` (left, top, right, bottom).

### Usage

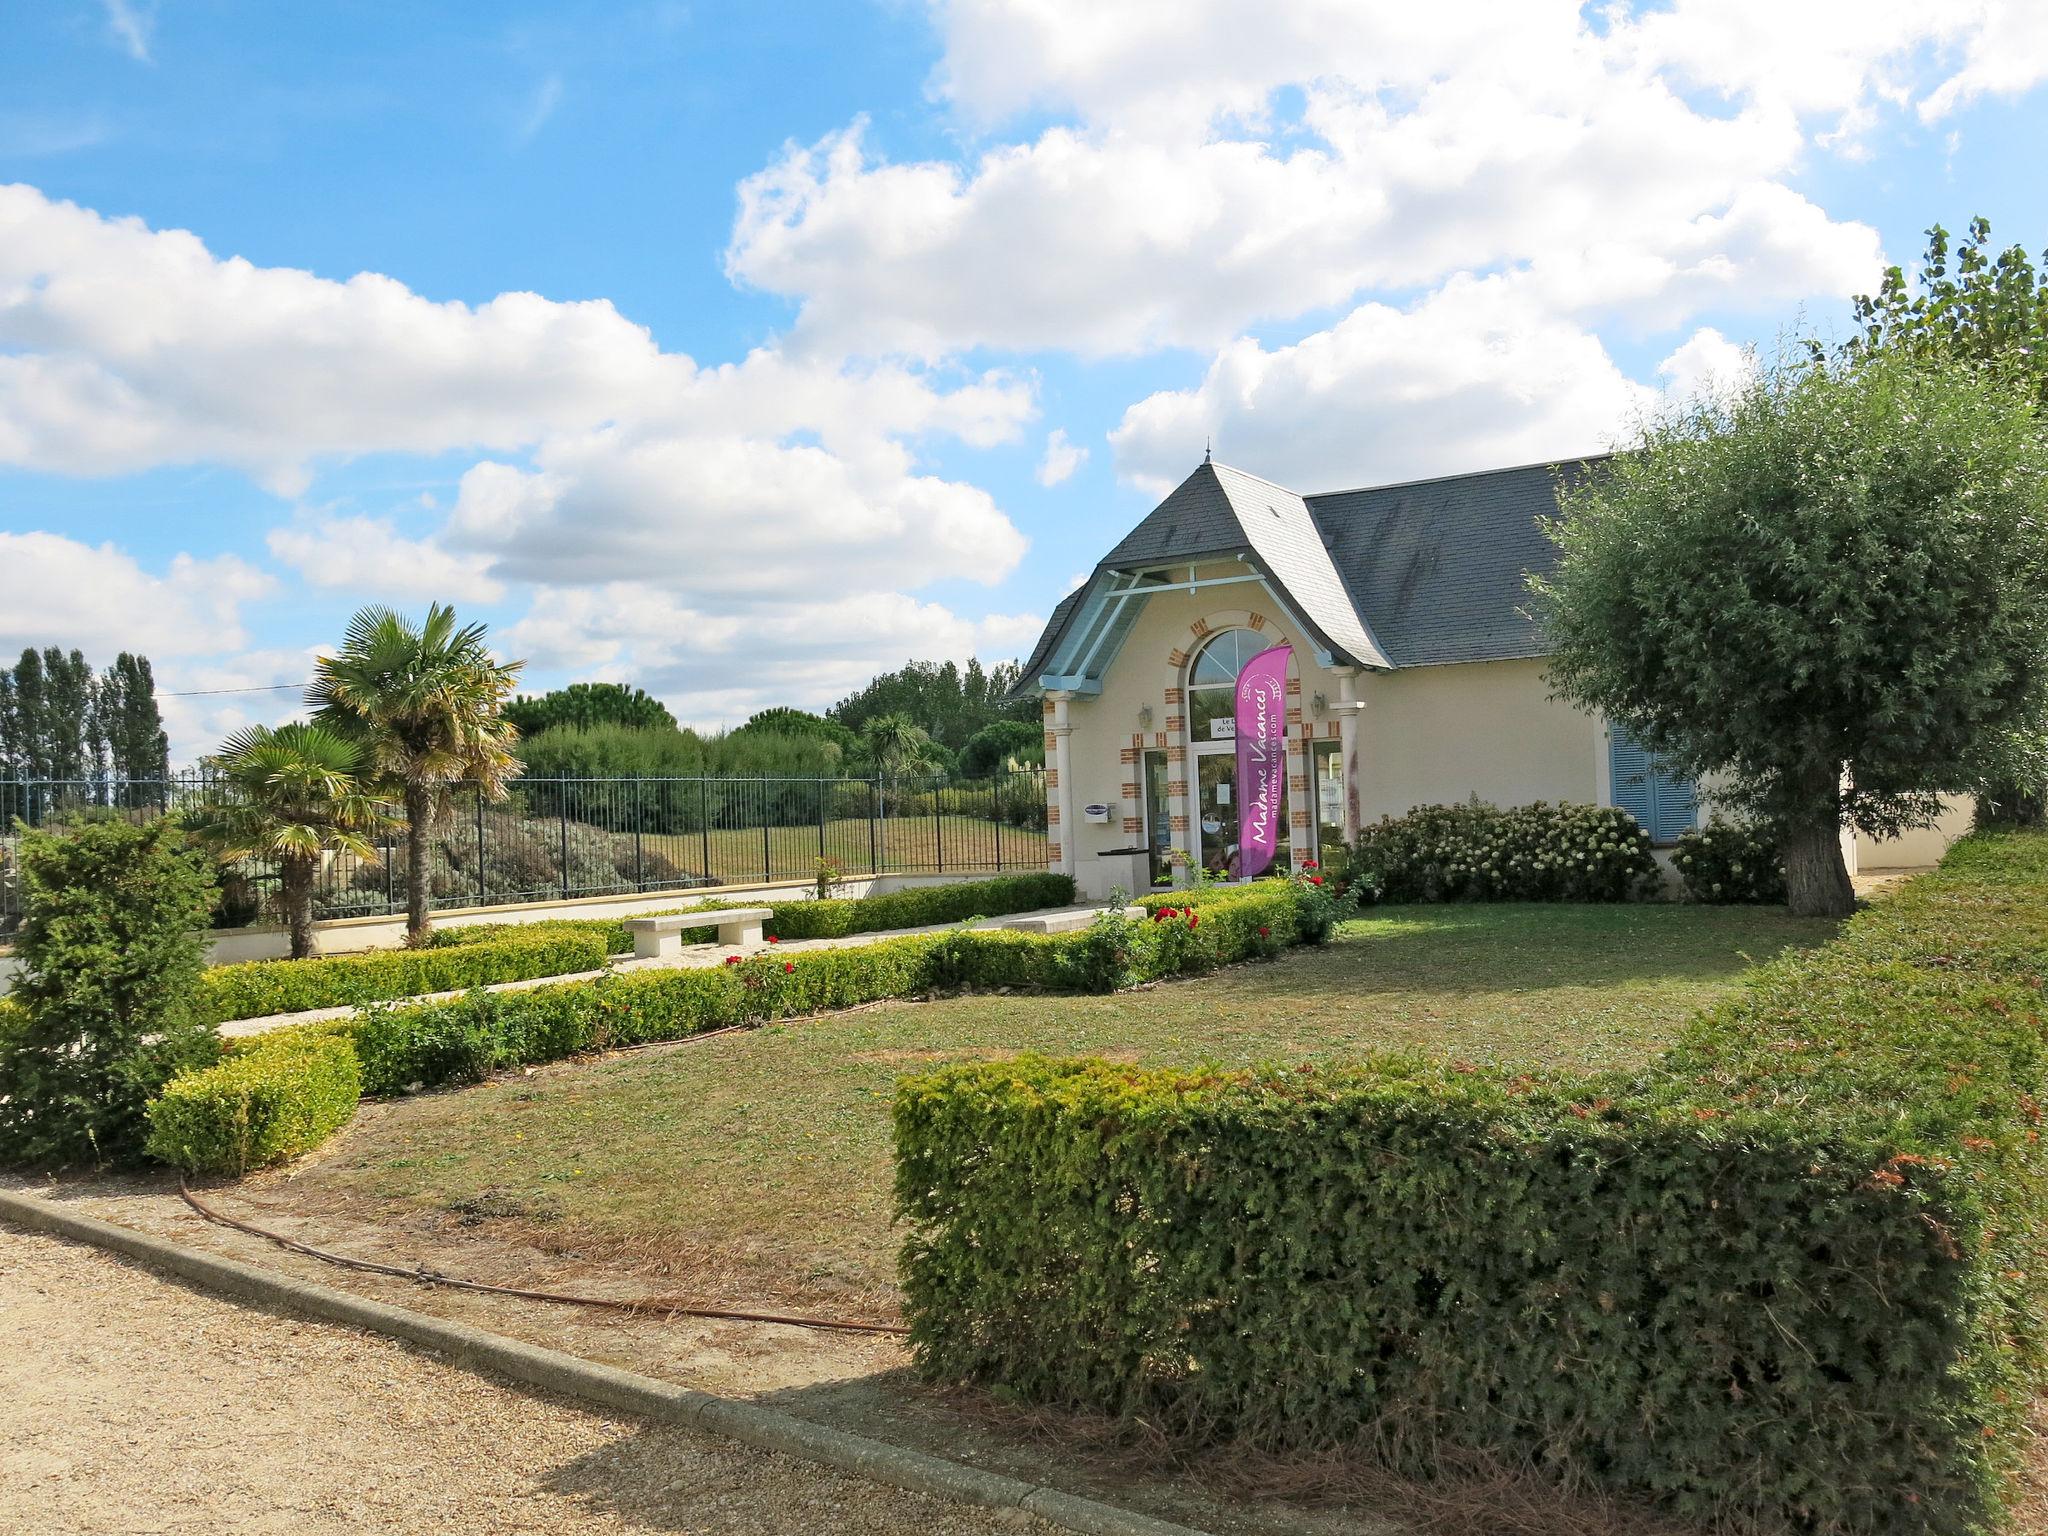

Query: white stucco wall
1353;656;1596;821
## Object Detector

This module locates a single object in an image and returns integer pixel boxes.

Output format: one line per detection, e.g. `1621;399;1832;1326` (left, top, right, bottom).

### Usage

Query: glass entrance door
1196;750;1235;876
1196;745;1290;878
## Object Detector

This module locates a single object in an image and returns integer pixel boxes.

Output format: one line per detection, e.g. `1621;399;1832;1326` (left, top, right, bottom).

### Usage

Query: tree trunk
1783;815;1856;918
404;783;433;947
282;856;315;961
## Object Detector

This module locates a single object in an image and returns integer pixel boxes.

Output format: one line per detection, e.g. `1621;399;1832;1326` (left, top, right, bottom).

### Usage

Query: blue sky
4;1;2047;762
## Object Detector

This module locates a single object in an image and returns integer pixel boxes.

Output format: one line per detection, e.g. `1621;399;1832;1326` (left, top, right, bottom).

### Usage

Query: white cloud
0;531;271;658
151;650;320;770
1656;327;1755;402
447;425;1027;597
0;183;690;492
1110;276;1655;493
1036;428;1087;486
266;515;504;603
102;0;153;63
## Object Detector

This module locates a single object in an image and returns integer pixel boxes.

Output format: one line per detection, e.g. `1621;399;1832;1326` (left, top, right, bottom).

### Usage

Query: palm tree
309;604;523;946
199;723;395;959
862;712;934;778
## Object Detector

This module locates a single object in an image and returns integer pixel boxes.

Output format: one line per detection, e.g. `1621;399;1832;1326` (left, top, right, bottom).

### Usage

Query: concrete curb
0;1189;1206;1536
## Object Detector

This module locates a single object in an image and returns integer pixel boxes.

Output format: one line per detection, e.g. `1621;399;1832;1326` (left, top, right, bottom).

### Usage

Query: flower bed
895;832;2048;1534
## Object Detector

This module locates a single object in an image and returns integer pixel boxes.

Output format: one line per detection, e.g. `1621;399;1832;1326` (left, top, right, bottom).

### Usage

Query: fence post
994;776;1003;871
932;778;943;873
634;779;645;893
818;778;827;867
760;782;771;885
559;781;570;901
475;787;486;907
700;777;712;886
870;777;882;875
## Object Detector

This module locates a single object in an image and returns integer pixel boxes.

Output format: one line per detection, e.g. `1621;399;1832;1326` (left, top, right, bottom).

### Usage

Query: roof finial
1203;436;1212;465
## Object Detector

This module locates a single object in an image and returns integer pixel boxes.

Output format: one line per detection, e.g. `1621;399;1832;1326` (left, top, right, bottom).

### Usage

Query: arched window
1186;629;1261;740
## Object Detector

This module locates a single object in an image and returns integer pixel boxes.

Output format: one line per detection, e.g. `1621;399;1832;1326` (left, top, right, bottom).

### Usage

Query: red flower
1188;913;1199;928
1310;875;1324;886
724;955;742;966
1258;926;1270;937
784;960;795;973
767;935;779;944
1302;859;1319;870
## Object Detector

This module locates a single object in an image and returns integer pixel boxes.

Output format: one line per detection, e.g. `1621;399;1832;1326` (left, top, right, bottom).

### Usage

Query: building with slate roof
1015;452;1706;894
1021;452;1973;894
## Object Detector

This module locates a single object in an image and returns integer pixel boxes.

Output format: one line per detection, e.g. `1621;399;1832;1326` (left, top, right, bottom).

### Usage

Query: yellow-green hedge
895;833;2048;1535
145;1026;361;1175
199;930;614;1023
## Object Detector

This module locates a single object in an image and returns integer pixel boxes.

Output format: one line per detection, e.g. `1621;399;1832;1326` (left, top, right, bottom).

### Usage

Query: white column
1048;690;1076;877
1334;667;1362;841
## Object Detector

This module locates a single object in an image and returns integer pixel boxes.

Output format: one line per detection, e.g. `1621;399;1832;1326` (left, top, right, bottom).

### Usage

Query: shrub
1341;800;1659;903
894;831;2048;1535
1672;817;1786;903
769;873;1076;940
144;1027;361;1175
0;819;217;1166
199;930;614;1022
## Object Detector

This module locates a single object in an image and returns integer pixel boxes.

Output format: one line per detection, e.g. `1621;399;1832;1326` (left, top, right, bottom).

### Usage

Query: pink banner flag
1234;643;1290;879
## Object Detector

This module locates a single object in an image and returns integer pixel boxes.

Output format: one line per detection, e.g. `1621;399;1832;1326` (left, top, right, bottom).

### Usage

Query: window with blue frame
1608;722;1698;844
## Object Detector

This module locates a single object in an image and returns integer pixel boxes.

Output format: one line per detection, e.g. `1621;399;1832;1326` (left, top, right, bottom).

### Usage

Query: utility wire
152;682;309;698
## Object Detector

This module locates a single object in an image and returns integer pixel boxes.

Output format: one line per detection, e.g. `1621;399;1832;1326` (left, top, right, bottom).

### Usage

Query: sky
3;1;2048;765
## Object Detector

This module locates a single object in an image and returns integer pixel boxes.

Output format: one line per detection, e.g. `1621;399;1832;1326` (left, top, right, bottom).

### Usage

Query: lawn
272;902;1836;1314
639;812;1047;885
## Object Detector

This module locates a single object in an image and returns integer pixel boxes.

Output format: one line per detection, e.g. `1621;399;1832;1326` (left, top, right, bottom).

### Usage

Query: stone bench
1000;906;1141;936
624;907;774;960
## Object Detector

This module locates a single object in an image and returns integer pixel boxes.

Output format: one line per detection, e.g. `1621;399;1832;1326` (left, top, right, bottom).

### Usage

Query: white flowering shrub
1343;800;1660;903
1673;818;1786;904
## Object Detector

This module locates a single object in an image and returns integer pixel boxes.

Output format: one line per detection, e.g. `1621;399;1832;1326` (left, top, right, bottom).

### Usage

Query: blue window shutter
1609;725;1654;828
1652;771;1698;845
1611;722;1696;843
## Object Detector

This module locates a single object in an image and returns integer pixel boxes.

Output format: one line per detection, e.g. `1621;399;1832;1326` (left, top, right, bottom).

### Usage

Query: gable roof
1008;453;1605;696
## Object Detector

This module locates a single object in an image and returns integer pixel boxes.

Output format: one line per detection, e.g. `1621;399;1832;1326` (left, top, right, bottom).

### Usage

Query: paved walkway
0;1225;1049;1536
220;904;1115;1039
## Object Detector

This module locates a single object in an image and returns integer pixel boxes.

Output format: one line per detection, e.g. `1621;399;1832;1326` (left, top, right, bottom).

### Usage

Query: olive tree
1533;349;2048;917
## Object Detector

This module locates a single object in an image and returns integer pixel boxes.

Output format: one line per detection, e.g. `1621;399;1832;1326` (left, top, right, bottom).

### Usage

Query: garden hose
177;1178;908;1336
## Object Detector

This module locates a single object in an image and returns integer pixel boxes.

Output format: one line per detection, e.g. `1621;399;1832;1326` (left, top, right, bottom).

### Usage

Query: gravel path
0;1226;1048;1535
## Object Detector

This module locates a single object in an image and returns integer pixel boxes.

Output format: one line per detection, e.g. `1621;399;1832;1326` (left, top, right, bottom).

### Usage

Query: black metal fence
0;770;1049;933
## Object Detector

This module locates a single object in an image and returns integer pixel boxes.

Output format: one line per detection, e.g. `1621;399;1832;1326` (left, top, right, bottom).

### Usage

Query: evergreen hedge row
146;882;1315;1172
144;1025;361;1175
197;930;615;1023
428;871;1077;954
894;832;2048;1535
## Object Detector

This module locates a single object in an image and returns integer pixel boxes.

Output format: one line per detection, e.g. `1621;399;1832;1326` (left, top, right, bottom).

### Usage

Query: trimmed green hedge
197;930;615;1023
145;1025;361;1175
143;881;1315;1172
895;832;2048;1535
427;872;1077;955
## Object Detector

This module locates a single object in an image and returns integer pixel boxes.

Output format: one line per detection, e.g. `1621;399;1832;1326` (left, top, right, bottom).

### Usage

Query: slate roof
1009;453;1607;695
1306;456;1607;667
